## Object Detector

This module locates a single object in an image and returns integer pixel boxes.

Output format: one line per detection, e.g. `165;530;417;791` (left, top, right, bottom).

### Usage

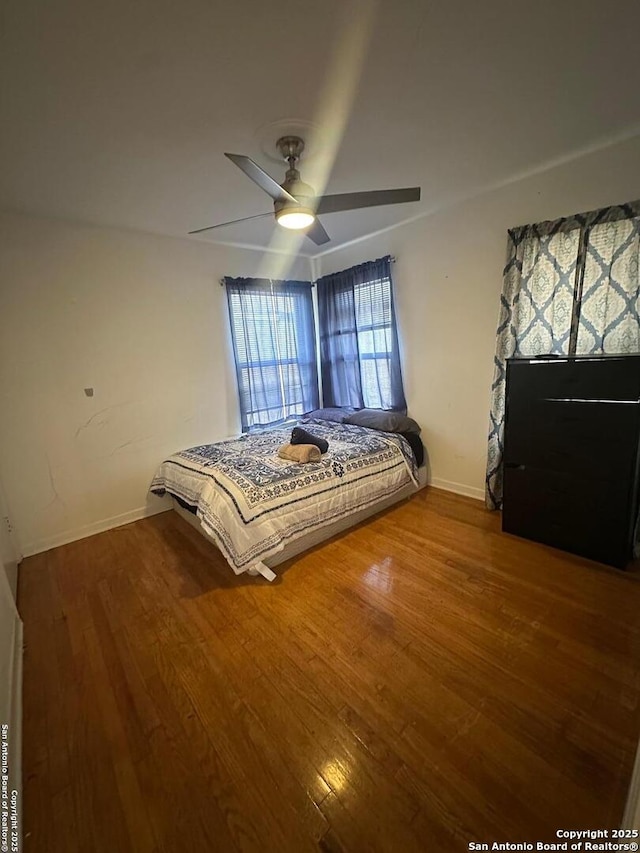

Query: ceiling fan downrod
276;135;305;183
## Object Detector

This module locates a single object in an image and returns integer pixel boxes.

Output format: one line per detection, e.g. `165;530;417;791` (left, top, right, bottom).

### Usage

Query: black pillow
291;427;329;454
399;431;424;466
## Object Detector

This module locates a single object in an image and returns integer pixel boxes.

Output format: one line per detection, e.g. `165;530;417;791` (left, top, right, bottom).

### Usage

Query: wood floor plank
19;487;640;852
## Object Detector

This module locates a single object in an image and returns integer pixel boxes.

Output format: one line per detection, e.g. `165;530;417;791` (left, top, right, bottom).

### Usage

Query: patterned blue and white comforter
150;419;419;574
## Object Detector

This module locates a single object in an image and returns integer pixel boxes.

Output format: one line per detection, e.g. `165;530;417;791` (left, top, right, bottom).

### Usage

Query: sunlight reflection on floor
362;557;394;593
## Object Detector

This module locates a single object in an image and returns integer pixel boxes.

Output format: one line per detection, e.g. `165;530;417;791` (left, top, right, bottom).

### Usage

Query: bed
150;417;426;581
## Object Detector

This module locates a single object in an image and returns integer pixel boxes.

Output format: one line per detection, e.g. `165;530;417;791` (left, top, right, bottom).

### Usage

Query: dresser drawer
507;358;640;402
502;466;634;567
504;400;640;479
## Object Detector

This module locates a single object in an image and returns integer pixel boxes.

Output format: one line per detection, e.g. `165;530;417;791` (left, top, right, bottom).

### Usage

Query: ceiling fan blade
224;153;298;204
306;218;330;246
315;187;421;215
188;212;273;235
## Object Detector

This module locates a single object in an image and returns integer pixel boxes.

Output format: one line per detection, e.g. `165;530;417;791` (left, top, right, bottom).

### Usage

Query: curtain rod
219;255;396;286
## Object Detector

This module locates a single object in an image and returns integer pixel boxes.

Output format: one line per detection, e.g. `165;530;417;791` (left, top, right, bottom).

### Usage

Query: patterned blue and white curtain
486;201;640;509
576;217;640;354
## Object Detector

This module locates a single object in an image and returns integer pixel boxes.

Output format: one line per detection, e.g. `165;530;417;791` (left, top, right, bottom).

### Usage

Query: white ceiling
1;0;639;257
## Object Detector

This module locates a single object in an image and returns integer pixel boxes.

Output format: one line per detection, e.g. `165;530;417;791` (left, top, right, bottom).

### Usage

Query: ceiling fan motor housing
276;135;305;162
275;174;316;212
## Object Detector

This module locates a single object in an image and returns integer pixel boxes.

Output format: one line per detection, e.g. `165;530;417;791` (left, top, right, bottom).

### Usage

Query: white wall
2;134;640;553
0;213;309;555
316;134;640;500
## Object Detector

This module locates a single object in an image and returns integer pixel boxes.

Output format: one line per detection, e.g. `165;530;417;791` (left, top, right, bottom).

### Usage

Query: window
317;256;407;412
226;278;319;432
353;276;396;408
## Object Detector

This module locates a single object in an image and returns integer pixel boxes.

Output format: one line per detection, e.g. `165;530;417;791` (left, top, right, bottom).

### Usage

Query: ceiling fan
189;136;421;245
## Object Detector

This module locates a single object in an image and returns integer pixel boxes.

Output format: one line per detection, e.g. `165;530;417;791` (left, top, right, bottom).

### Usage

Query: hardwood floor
19;487;640;852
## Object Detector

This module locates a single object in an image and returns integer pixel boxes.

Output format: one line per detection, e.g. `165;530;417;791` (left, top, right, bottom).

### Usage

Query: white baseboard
429;477;485;502
20;479;485;557
21;500;172;558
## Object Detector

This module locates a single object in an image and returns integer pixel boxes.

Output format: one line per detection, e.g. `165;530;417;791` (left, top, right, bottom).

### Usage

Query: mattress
150;419;420;575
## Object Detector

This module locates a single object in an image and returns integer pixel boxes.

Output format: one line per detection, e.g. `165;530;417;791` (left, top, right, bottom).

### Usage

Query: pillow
344;408;421;435
399;431;425;466
291;426;329;454
303;407;356;423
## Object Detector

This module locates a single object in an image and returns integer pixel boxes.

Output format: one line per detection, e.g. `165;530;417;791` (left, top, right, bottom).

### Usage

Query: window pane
227;281;319;430
317;256;406;412
354;274;395;408
361;358;391;409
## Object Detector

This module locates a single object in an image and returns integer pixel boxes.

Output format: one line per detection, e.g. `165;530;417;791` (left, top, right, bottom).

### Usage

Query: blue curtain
317;256;407;412
226;278;319;431
486;200;640;509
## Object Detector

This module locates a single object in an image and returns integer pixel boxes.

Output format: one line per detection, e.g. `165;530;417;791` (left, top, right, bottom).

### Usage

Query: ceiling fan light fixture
275;207;315;230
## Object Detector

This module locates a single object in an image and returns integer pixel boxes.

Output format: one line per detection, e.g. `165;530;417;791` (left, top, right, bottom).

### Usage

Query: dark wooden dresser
502;353;640;568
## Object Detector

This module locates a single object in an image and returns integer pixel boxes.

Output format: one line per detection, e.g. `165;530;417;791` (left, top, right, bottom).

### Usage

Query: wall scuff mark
43;452;65;510
74;401;133;438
